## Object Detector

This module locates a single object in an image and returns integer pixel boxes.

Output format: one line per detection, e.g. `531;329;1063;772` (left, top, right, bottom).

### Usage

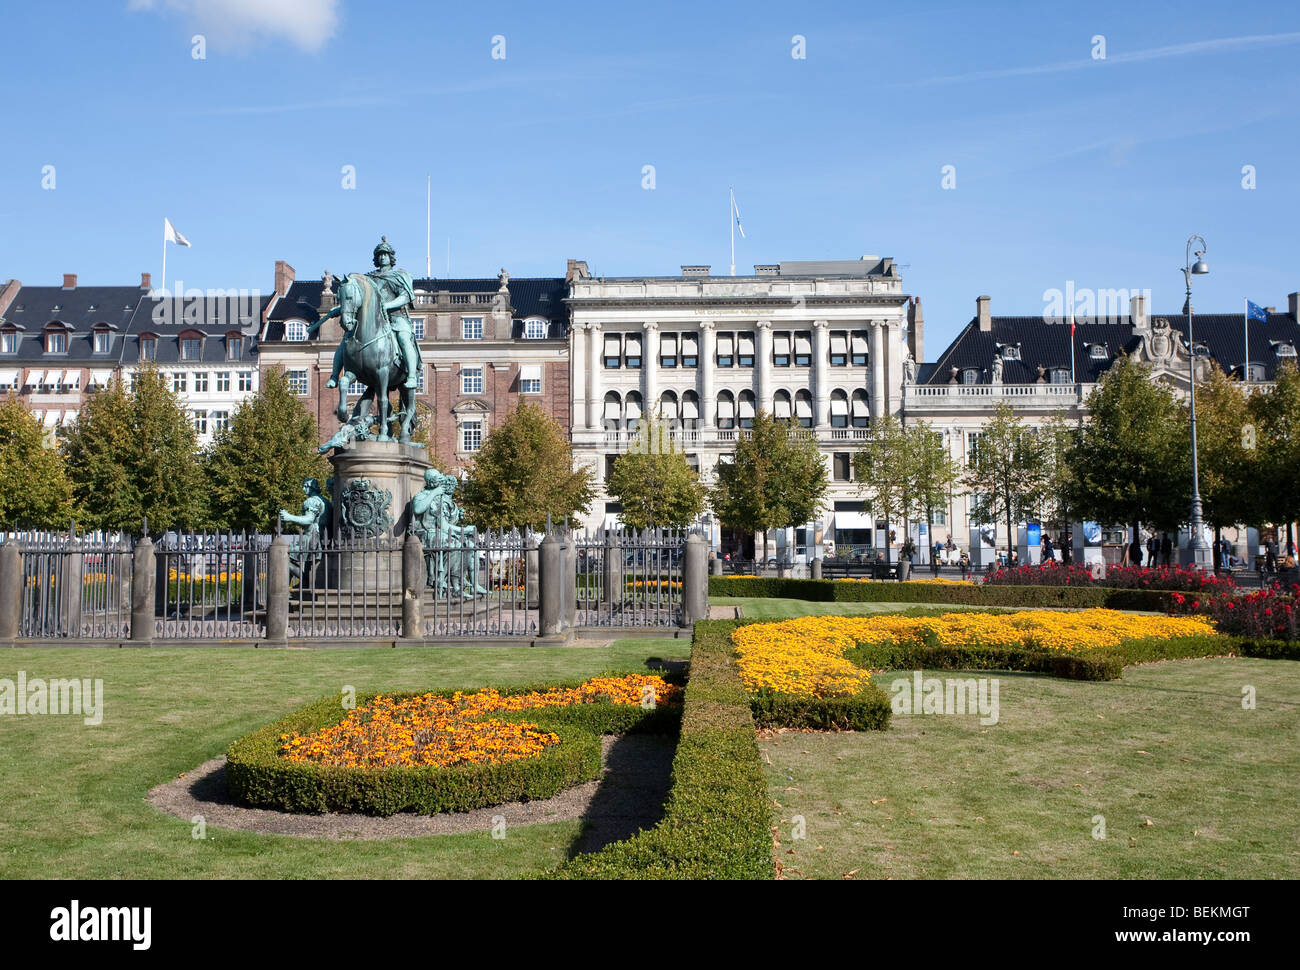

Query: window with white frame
416;367;426;394
139;337;157;361
210;410;230;432
462;317;484;340
285;320;308;342
227;336;244;360
287;369;309;396
172;372;187;393
348;379;365;395
92;330;111;354
519;364;542;394
192;410;208;434
523;318;548;340
0;332;17;354
1050;368;1071;384
604;333;622;368
194;371;208;392
461;419;483;452
216;371;231;393
462;365;484;394
180;337;201;360
46;331;68;354
411;316;426;339
238;371;253;392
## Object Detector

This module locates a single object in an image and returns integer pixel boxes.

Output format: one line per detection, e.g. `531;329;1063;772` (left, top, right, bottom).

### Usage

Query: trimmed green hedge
709;575;1174;612
226;679;678;817
1239;639;1300;661
548;620;774;880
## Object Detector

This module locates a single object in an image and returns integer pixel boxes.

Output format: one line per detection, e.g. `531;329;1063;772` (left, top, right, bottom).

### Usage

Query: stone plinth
329;441;433;591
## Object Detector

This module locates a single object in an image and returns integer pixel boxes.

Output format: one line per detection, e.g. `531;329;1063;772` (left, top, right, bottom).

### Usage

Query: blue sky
1;0;1298;354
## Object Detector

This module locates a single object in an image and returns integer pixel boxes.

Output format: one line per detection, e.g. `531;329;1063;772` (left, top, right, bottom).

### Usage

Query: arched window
737;390;756;429
773;389;793;420
659;389;679;422
851;390;869;428
624;390;643;429
830;389;849;428
285;320;308;342
794;389;813;428
603;391;622;430
681;390;700;430
716;389;735;429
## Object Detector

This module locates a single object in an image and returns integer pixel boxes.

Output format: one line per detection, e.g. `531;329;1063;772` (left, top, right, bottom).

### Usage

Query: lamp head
1192;258;1209;275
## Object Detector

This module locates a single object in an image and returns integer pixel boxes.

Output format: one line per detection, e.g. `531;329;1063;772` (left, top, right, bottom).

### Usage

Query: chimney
565;258;590;283
0;279;21;317
1290;292;1299;322
977;295;991;332
274;260;295;299
62;273;77;290
908;296;925;363
1130;293;1149;332
140;272;152;291
681;265;711;276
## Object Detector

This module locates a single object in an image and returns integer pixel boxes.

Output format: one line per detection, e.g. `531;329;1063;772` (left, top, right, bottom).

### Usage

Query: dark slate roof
925;310;1300;384
0;284;146;364
264;275;570;341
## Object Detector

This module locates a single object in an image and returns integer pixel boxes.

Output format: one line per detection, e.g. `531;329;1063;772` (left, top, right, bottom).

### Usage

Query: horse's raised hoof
326;377;338;389
335;405;348;423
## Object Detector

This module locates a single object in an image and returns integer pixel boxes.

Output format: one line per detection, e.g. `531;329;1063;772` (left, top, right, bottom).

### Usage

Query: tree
0;395;74;529
1066;356;1191;546
853;413;910;566
60;364;206;532
413;400;453;474
1033;414;1081;532
962;403;1048;557
1193;367;1260;567
203;367;332;532
607;417;706;529
905;420;959;551
1249;360;1300;550
711;410;827;561
458;400;593;530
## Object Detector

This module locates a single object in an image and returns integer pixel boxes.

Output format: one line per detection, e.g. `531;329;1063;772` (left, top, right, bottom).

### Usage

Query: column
756;320;772;413
812;320;829;427
642;321;659;418
571;323;587;430
869;320;885;421
699;321;716;429
586;323;602;430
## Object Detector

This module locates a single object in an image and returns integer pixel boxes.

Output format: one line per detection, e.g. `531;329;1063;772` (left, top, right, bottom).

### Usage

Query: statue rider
306;237;420;390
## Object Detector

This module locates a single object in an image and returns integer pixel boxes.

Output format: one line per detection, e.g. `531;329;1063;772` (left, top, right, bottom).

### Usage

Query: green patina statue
307;237;423;444
278;477;328;581
410;469;486;598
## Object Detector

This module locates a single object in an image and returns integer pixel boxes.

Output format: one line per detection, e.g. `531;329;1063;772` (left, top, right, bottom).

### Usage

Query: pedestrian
1160;533;1172;568
1146;534;1157;564
1266;538;1278;575
958;550;970;581
932;541;942;576
1042;535;1055;563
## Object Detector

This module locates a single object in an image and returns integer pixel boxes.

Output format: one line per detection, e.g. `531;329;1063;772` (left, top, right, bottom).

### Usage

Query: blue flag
1247;300;1268;322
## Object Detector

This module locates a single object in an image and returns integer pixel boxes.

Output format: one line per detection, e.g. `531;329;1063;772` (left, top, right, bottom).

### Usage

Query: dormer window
139;336;157;361
1088;344;1108;360
998;343;1021;360
1275;341;1297;358
226;334;244;360
1;330;17;354
1051;368;1072;384
523;317;548;340
961;368;980;385
93;328;112;354
46;331;68;354
180;335;202;361
285;320;308;342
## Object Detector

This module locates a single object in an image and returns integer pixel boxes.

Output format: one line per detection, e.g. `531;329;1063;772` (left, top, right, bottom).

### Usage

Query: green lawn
766;656;1300;879
0;637;687;879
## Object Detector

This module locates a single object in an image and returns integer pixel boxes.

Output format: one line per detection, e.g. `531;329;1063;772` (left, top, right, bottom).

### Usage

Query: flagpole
729;188;735;277
1070;311;1076;385
161;218;167;298
426;174;432;279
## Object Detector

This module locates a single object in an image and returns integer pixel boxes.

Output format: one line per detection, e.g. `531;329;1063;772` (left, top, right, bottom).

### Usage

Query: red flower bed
982;561;1095;586
1103;565;1237;593
1171;588;1300;642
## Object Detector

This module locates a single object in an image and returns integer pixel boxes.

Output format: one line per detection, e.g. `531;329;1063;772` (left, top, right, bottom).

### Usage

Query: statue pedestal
329;441;433;591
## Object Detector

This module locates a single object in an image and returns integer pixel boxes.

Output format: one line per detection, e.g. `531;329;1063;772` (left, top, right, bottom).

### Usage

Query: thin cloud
898;31;1300;87
127;0;340;53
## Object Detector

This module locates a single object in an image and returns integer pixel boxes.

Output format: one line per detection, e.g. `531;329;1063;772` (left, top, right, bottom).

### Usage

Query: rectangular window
172;372;187;393
773;332;791;367
287;369;309;396
412;317;426;340
348;379;365;396
194;371;208;392
210;410;230;432
1;333;16;354
216;371;231;393
830;331;848;366
832;452;852;482
604;334;621;368
604;454;617;484
192;410;207;434
625;333;642;369
238;371;253;392
462;365;484;394
795;332;812;367
139;337;156;361
462;419;483;452
519;364;542;394
660;332;678;368
227;336;244;360
180;337;201;360
93;331;111;354
967;431;982;466
461;317;483;340
737;333;755;367
851;331;869;366
47;332;68;354
681;333;699;367
716;332;734;367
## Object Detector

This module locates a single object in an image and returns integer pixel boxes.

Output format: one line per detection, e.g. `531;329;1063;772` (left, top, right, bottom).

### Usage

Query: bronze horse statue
332;272;417;443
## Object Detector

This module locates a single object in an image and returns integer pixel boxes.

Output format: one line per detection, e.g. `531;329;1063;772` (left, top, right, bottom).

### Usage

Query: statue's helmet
372;236;396;266
303;477;320;494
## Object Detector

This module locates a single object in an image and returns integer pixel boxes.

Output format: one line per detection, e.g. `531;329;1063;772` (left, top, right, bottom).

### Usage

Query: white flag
731;193;745;239
164;218;191;247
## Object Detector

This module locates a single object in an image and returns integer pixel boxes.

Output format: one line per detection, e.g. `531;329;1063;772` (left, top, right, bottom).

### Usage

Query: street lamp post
1183;235;1213;570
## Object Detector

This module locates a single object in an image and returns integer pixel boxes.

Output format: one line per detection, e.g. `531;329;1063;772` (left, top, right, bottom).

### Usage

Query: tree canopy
607;417;706;529
0;395;74;529
962;403;1049;554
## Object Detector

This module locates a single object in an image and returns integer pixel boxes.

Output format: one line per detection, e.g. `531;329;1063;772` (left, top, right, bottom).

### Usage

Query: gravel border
147;733;677;844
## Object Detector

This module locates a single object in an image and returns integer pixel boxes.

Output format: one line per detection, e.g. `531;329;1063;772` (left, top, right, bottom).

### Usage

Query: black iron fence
574;527;687;628
13;531;132;639
154;531;271;638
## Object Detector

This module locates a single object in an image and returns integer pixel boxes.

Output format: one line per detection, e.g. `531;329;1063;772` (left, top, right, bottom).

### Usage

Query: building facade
566;257;921;554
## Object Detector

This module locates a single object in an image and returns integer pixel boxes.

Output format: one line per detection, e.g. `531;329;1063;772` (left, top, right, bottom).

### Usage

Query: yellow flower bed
839;577;973;585
730;609;1217;699
280;674;680;769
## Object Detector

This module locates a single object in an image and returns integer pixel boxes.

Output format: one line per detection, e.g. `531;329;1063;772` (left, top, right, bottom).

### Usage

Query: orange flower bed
279;674;681;770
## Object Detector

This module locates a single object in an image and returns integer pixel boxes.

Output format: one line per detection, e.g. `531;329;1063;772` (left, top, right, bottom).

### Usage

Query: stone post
61;541;83;637
402;532;425;641
538;532;564;637
114;539;132;617
0;541;22;641
266;533;290;642
681;533;709;628
602;531;624;607
131;536;155;644
525;534;540;609
811;558;823;580
710;557;723;576
565;528;578;623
